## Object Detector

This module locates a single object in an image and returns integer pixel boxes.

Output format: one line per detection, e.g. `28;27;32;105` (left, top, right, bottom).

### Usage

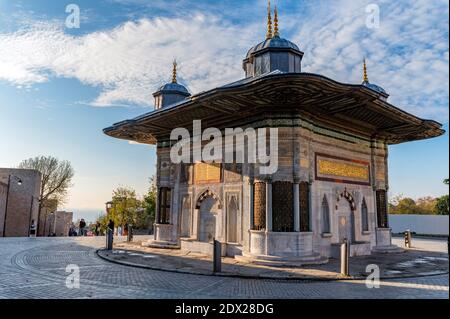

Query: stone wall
0;168;41;237
0;182;7;236
38;198;58;236
44;211;73;237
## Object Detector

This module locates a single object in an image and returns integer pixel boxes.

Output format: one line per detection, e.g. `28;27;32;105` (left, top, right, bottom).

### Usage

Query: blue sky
0;0;448;222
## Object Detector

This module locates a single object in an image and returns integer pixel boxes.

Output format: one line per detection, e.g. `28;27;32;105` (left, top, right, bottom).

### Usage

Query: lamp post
3;174;23;237
106;201;113;217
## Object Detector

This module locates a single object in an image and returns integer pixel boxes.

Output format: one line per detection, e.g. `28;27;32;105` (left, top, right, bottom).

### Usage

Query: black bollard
106;228;114;250
340;238;349;277
404;230;412;248
213;238;222;273
127;225;133;242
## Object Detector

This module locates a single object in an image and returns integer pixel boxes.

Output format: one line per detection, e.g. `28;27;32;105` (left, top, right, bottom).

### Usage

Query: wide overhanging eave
103;73;445;145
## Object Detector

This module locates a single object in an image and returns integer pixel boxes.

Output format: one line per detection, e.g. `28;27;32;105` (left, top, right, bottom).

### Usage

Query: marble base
143;223;179;249
240;230;327;266
373;227;403;253
180;239;227;257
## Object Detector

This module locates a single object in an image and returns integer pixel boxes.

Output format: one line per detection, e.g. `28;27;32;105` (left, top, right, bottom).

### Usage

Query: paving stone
0;236;447;299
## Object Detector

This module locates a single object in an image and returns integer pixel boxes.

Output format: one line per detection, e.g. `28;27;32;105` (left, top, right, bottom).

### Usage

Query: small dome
158;82;190;95
245;36;300;59
362;80;387;95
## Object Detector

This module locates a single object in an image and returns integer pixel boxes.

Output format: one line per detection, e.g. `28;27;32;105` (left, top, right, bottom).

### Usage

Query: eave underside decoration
103;73;444;145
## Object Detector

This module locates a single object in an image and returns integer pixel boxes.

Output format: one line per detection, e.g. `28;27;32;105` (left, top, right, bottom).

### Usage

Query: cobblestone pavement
103;238;448;280
0;237;448;299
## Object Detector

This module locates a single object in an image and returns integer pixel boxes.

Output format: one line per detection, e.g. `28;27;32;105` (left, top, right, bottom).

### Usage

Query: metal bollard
106;228;114;250
340;238;349;277
127;225;133;242
213;238;222;273
404;230;412;248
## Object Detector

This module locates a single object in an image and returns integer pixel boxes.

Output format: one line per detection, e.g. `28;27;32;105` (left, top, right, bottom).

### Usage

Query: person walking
94;221;101;236
79;219;86;236
29;220;36;238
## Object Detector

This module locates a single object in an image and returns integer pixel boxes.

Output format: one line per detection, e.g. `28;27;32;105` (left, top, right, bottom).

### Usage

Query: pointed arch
361;197;369;232
195;189;222;209
321;194;331;234
339;188;356;211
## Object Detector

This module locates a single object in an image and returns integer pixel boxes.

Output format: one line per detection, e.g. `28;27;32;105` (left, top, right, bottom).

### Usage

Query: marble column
249;179;254;230
293;179;300;232
265;179;272;231
154;186;160;239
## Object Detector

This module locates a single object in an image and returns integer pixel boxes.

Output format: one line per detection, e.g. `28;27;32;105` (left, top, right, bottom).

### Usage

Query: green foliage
390;189;449;215
143;176;157;229
436;195;449;215
98;176;157;231
107;186;141;228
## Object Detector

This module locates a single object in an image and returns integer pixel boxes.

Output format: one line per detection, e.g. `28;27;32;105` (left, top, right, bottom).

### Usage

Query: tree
18;156;74;228
435;195;449;215
142;176;157;232
435;178;449;215
389;196;418;214
108;186;142;230
416;197;438;215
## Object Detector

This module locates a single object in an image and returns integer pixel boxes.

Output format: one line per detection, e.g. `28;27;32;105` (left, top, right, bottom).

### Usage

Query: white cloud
293;0;449;121
0;0;448;121
0;15;256;107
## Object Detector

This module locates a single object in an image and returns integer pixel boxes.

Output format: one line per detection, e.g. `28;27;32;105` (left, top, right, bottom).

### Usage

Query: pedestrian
79;219;86;236
95;221;101;236
29;220;36;238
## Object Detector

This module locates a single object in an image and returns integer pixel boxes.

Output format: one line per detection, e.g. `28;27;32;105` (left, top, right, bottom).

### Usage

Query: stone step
142;240;180;249
235;252;328;267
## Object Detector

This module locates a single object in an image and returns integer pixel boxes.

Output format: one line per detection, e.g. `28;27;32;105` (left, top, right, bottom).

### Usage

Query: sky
0;0;448;222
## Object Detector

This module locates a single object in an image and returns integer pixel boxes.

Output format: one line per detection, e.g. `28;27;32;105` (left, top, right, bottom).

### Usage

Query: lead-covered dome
153;61;191;109
245;36;301;60
243;5;304;78
361;60;389;99
157;82;190;95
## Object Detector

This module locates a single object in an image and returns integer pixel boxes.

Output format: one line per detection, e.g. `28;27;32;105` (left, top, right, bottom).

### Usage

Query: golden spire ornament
363;59;369;83
266;0;273;39
274;6;279;37
172;59;177;83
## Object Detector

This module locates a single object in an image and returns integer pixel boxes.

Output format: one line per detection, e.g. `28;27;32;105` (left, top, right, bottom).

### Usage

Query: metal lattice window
253;182;266;230
299;182;310;232
158;187;172;224
376;190;388;228
272;182;294;232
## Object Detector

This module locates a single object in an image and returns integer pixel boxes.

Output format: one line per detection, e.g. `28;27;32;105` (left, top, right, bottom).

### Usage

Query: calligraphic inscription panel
194;163;221;183
315;153;370;185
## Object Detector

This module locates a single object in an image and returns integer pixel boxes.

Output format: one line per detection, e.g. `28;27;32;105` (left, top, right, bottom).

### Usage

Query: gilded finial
172;59;177;83
363;59;369;83
266;0;273;39
274;6;279;37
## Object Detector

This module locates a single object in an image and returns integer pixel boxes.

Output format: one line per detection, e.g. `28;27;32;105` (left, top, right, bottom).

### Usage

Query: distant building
45;211;73;237
0;168;41;237
38;198;58;236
